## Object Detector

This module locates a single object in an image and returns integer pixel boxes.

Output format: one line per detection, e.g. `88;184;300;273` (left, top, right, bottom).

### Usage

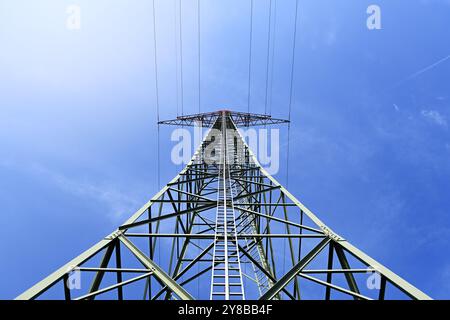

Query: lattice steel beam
16;110;431;300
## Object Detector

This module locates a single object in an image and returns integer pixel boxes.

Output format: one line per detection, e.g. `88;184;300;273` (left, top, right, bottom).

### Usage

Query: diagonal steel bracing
16;111;431;300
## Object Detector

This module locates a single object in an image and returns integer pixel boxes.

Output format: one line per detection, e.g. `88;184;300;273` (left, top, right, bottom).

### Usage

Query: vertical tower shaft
210;112;245;299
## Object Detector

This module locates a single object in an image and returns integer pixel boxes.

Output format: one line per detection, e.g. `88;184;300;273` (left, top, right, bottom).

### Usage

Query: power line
288;0;299;122
286;124;291;187
152;0;161;188
152;0;160;120
264;0;273;115
174;0;179;117
247;0;254;114
286;0;299;188
198;0;201;113
179;0;184;116
268;0;277;116
179;0;185;172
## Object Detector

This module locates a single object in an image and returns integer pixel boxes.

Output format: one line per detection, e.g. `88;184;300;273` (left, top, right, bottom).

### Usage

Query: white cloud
421;109;447;127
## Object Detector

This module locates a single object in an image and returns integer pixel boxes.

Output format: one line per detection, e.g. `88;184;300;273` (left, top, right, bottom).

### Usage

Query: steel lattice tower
17;110;431;300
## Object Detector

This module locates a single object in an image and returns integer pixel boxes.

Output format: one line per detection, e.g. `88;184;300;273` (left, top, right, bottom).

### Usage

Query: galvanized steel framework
17;111;431;300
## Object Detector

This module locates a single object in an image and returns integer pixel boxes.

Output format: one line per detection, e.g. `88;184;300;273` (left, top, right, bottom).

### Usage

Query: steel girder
158;110;290;127
16;111;431;300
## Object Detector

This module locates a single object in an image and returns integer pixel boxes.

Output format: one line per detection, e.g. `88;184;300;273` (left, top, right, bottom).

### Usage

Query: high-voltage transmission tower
17;110;430;300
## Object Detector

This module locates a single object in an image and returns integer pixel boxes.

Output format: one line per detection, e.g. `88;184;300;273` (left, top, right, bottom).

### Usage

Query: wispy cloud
1;160;145;221
393;54;450;88
33;164;145;221
421;109;448;127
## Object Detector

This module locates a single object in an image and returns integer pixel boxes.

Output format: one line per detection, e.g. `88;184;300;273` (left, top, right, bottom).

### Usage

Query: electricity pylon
16;110;431;300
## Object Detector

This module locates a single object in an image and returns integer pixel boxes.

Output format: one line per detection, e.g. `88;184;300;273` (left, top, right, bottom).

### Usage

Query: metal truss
158;110;289;127
16;111;431;300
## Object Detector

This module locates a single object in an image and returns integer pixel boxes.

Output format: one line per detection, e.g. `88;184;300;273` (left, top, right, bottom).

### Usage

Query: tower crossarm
158;110;290;127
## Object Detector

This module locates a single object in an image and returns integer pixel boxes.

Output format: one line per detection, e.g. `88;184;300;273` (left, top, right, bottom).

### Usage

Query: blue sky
0;0;449;299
